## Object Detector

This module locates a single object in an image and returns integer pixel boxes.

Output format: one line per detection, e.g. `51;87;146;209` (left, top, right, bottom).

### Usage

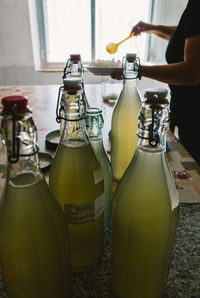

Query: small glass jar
101;76;122;103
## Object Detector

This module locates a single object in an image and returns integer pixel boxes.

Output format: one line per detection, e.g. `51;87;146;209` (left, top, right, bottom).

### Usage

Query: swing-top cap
70;54;81;61
126;53;137;60
63;78;82;90
1;95;29;112
145;88;168;101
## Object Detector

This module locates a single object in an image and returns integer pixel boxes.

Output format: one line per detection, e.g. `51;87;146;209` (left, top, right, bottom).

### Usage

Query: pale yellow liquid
0;173;71;298
49;140;104;271
112;149;179;298
111;82;141;181
91;140;112;231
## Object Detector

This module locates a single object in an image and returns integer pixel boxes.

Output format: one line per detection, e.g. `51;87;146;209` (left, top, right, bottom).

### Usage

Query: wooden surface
0;84;200;203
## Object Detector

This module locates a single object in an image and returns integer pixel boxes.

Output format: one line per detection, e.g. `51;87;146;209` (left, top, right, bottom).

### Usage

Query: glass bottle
46;54;89;149
111;53;142;182
86;108;112;232
112;88;179;298
0;95;71;298
49;78;104;272
63;53;90;108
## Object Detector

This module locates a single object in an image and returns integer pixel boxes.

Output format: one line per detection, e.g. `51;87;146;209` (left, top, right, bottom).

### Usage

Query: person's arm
141;34;200;86
131;21;177;41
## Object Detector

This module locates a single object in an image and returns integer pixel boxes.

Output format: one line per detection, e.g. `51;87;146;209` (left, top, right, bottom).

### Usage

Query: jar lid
2;95;29;112
126;53;136;61
63;78;82;90
145;88;168;101
45;129;60;151
70;54;81;61
38;152;53;173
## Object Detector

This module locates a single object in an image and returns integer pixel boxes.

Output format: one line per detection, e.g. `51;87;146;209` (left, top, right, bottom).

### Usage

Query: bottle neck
123;77;137;87
68;61;83;79
122;57;138;80
137;100;169;153
7;154;41;182
85;108;104;141
136;132;166;153
86;122;103;141
61;118;89;145
60;91;88;145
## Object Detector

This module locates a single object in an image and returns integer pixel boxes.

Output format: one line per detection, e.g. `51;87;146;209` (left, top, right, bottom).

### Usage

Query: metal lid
2;95;28;112
38;152;53;173
45;129;60;151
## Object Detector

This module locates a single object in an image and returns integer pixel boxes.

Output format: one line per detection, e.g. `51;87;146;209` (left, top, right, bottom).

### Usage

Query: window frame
29;0;154;70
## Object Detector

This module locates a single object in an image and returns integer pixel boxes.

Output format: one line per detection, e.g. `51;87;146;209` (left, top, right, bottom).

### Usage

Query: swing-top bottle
49;78;104;272
46;54;89;148
86;108;112;232
111;53;141;182
0;95;71;298
112;88;179;298
63;53;89;108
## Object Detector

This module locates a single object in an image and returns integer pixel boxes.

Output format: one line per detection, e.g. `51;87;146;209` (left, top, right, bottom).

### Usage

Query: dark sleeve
183;0;200;38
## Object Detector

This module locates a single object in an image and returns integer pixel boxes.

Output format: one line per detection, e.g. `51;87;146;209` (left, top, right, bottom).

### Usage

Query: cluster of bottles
0;52;179;298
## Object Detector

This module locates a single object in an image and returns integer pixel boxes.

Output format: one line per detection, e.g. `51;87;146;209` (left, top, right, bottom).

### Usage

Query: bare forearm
141;63;200;86
150;25;177;40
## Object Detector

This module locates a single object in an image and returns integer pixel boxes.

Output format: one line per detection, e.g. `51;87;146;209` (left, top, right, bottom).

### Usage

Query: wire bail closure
148;95;159;147
62;58;84;79
8;106;39;163
56;85;64;123
122;55;141;80
63;58;71;79
56;85;86;123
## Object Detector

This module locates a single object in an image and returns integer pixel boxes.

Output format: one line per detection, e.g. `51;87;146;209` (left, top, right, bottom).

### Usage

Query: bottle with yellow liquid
111;53;142;181
63;54;89;108
112;88;179;298
0;95;71;298
49;78;104;272
86;108;112;232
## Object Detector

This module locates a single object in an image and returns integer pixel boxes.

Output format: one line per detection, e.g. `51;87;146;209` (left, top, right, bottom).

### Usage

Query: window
32;0;153;67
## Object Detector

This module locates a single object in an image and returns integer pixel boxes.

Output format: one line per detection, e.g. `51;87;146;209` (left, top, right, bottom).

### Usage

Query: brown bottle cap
2;95;29;112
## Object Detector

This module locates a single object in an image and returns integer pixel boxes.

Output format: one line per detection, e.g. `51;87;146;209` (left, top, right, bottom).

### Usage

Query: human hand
131;21;154;36
111;69;123;80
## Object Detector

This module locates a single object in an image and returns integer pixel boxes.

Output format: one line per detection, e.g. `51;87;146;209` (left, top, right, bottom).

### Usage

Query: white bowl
85;65;121;76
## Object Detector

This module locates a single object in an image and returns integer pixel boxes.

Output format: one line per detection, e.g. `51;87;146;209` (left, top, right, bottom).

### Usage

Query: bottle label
64;194;104;224
93;167;103;184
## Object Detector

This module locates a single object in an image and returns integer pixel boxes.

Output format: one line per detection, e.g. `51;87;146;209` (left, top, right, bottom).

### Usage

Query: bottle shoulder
114;150;179;214
115;86;141;107
123;149;175;185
